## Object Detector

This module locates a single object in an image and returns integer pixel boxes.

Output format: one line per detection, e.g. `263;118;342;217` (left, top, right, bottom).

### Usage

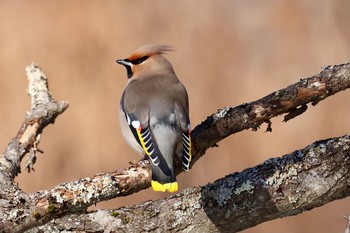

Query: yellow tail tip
151;180;178;193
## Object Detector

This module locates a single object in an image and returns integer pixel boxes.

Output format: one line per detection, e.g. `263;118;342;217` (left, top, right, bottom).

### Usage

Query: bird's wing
120;85;161;166
181;123;192;171
122;111;160;166
173;83;192;172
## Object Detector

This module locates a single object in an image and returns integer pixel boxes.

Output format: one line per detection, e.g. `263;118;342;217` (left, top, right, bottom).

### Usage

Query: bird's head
116;44;174;79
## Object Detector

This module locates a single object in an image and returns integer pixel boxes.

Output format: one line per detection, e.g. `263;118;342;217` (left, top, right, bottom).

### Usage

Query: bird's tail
151;160;178;192
150;124;179;193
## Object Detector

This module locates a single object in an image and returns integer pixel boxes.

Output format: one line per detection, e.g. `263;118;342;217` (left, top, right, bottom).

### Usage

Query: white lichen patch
8;209;20;219
319;144;327;153
253;105;265;118
308;146;317;157
305;146;323;166
243;113;249;123
265;166;298;187
126;167;150;180
337;137;350;151
25;63;52;108
214;107;230;119
265;170;279;186
85;185;97;201
177;188;202;212
303;169;331;195
172;201;182;209
51;191;65;204
172;209;189;227
335;69;346;78
288;194;299;204
101;176;114;187
308;81;322;89
233;181;254;195
92;210;121;228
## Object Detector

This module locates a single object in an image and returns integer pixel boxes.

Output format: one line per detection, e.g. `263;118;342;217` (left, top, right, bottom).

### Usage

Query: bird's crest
128;44;174;61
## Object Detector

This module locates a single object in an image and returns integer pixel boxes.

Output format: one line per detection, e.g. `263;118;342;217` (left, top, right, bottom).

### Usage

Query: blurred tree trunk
1;63;350;233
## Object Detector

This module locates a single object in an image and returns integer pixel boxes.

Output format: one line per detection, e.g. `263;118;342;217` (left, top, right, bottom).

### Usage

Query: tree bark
0;62;350;232
27;134;350;233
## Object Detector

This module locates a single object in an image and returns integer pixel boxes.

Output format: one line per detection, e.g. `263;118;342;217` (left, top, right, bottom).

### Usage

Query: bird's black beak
116;59;133;79
116;59;130;66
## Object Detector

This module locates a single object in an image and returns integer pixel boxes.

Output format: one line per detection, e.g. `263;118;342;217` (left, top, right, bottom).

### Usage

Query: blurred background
0;1;350;232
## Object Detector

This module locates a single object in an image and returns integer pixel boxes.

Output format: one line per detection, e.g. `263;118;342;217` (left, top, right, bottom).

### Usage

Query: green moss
314;146;320;153
111;211;130;224
111;211;120;217
33;212;41;220
121;216;130;224
47;204;57;213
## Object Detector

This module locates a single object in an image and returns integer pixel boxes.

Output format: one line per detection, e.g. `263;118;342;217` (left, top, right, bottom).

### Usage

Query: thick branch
27;134;350;232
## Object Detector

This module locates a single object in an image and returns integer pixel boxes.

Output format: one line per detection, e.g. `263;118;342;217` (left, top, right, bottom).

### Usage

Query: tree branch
0;62;350;232
0;64;68;232
344;215;350;233
191;63;350;164
27;134;350;232
0;64;68;181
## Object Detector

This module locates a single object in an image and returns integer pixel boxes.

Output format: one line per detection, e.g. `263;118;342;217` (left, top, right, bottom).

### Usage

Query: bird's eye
131;56;149;65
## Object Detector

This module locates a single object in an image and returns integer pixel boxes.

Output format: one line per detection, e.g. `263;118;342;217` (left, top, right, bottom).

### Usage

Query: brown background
1;1;350;232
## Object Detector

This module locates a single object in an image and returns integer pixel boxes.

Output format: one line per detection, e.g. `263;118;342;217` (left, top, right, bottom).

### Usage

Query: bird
116;44;192;193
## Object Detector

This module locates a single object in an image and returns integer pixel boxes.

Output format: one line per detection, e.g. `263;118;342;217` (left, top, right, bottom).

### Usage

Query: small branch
191;63;350;164
345;215;350;233
0;64;68;232
0;64;68;182
26;63;52;109
27;134;350;232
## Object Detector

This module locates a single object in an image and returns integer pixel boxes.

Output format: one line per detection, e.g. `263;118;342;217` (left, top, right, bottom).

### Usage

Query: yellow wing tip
151;180;178;193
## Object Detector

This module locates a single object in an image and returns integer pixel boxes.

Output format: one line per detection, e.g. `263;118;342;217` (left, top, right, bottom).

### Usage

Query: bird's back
121;74;189;125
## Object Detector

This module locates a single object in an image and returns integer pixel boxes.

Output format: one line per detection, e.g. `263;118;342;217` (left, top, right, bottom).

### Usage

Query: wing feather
124;112;160;166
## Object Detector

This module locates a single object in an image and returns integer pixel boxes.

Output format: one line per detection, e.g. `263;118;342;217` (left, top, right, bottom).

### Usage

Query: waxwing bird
116;44;192;193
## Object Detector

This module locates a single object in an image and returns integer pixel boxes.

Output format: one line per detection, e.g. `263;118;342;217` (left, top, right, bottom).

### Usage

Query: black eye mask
130;56;149;65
